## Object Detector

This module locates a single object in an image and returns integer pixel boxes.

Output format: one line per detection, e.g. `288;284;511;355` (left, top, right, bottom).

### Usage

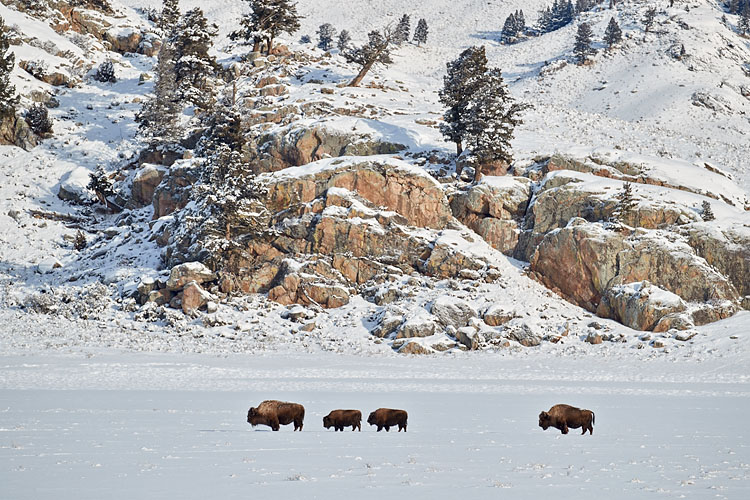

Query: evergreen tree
317;23;336;50
613;182;636;223
438;46;488;157
94;60;116;83
514;10;526;32
701;200;715;221
87;167;116;209
0;15;18;119
337;29;351;51
643;6;657;32
344;27;395;87
395;14;411;44
25;104;52;135
574;22;595;64
413;18;428;46
136;42;181;146
501;14;518;44
158;0;180;36
464;68;527;178
171;8;218;108
739;4;750;35
230;0;301;55
604;17;623;48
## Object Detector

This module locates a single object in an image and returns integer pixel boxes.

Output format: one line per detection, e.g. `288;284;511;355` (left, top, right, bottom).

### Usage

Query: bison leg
385;426;390;432
271;417;280;431
295;420;303;431
377;425;383;432
561;423;569;434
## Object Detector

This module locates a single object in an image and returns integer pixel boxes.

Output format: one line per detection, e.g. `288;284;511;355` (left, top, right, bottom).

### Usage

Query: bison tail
592;411;595;426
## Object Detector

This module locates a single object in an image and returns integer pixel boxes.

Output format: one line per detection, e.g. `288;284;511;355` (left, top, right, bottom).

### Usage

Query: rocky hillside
0;0;748;356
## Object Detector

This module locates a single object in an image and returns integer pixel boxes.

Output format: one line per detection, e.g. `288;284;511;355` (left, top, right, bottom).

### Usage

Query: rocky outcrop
0;114;38;150
18;60;74;87
430;296;477;329
530;219;739;329
152;162;199;219
131;164;166;208
166;262;216;291
252;126;406;173
597;281;687;331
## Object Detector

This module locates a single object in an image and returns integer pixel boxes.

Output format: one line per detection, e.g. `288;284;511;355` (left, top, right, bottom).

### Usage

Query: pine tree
337;29;351;51
613;182;637;223
395;14;411;44
94;60;116;83
413;18;428;46
574;22;595;64
604;17;622;48
25;104;52;135
701;200;715;221
438;46;488;157
317;23;336;51
0;15;18;119
87;167;116;209
171;8;218;108
501;14;517;44
643;7;657;33
344;27;395;87
739;4;750;35
158;0;180;36
514;10;526;33
136;42;181;146
231;0;301;55
464;68;527;178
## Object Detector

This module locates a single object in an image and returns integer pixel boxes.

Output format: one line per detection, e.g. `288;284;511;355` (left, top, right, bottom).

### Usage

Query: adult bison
367;408;407;432
323;409;362;431
538;404;595;435
247;400;305;431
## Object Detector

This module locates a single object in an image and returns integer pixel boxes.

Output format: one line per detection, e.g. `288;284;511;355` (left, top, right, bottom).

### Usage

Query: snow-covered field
2;352;749;499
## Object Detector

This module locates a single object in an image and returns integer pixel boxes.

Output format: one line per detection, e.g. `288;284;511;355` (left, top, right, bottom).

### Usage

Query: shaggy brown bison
247;400;305;431
539;404;595;435
367;408;408;432
323;409;362;431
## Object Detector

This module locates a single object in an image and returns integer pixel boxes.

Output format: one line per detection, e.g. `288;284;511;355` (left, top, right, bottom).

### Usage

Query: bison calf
538;404;595;435
323;409;362;432
247;400;305;431
367;408;407;432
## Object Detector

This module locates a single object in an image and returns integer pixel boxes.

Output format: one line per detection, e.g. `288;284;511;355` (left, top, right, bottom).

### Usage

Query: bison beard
323;409;362;431
367;408;408;432
247;400;305;431
538;404;595;435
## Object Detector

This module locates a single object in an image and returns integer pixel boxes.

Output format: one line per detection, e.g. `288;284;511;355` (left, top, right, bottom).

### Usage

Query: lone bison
247;400;305;431
323;409;362;431
367;408;407;432
539;404;595;435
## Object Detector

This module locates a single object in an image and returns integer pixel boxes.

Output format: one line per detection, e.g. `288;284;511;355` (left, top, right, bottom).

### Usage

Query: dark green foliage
614;182;637;223
0;16;18;118
344;27;395;86
643;7;657;32
438;46;488;155
604;17;622;47
231;0;301;54
317;23;336;50
395;14;411;44
701;201;715;221
413;18;428;46
136;42;181;145
537;0;575;33
87;167;116;207
158;0;180;35
74;230;87;251
574;22;595;64
337;29;351;51
25;104;52;135
739;4;750;35
94;60;116;83
171;8;218;108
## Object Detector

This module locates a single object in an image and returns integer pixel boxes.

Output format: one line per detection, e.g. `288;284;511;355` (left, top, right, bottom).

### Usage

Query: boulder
131;164;166;207
147;289;172;306
0;113;38;150
430;295;477;329
181;281;213;314
372;310;404;338
482;304;517;326
152;162;199;219
454;326;481;350
58;167;94;204
504;322;542;347
166;262;216;291
36;257;62;274
598;281;687;331
398;341;433;355
396;315;437;339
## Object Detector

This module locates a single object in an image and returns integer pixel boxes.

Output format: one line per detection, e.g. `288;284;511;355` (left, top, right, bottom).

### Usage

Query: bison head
247;407;257;425
323;416;332;429
538;411;551;430
367;411;376;425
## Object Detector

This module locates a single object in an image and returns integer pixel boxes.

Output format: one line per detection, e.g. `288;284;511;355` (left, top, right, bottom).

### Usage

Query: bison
323;409;362;431
367;408;408;432
247;400;305;431
538;404;595;435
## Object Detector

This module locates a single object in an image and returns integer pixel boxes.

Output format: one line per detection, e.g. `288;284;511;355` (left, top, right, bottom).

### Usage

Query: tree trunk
348;61;374;87
266;36;274;55
456;141;463;156
252;38;261;53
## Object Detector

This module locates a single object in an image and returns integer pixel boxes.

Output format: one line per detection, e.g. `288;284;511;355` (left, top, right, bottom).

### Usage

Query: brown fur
247;400;305;431
538;404;595;435
323;409;362;431
367;408;408;432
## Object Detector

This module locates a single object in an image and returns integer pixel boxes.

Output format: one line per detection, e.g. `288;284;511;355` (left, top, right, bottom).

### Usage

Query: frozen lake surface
1;353;749;499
